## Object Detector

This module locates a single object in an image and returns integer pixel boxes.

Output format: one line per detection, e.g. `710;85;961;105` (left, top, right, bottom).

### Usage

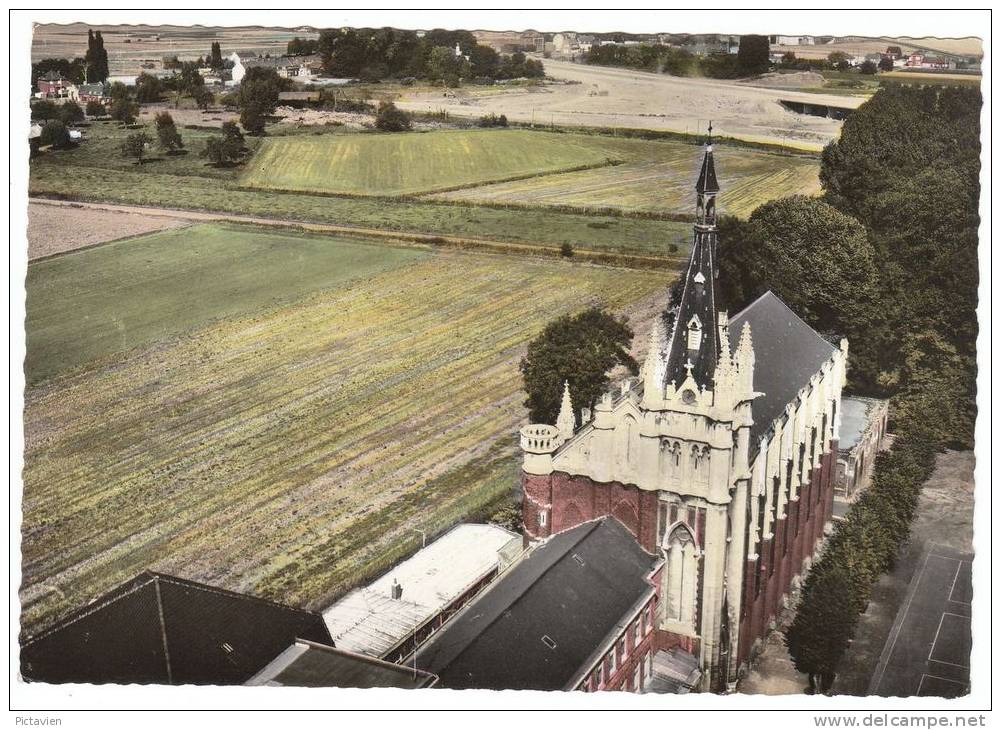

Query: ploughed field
21;222;666;634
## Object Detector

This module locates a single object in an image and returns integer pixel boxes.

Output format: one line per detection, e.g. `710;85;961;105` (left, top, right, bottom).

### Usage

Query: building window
647;603;655;632
607;651;615;675
617;637;626;665
592;664;603;688
665;525;698;626
632;620;640;649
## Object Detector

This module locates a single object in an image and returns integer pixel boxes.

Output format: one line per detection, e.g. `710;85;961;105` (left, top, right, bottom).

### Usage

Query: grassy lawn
25;223;427;383
429;136;821;218
29;163;693;257
21;243;667;633
239;129;623;196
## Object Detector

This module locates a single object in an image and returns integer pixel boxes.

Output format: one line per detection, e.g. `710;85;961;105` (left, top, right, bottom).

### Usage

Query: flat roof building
322;523;521;661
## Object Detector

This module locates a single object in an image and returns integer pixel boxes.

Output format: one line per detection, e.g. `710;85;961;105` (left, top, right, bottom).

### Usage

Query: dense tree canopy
31;58;86;90
520;307;638;425
84;29;109;83
316;27;542;82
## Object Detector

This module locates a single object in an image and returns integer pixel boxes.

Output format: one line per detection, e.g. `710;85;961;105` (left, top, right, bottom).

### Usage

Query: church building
519;133;848;691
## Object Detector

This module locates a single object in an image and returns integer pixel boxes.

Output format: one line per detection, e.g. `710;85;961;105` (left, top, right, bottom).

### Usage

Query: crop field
21;226;667;633
429;136;821;218
239;129;623;196
25;223;426;383
30;162;692;258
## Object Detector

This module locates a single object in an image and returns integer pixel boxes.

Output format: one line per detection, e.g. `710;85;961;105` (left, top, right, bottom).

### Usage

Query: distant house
230;52;319;84
36;70;72;99
415;517;697;693
70;82;108;105
20;571;334;685
885;45;903;59
835;396;890;502
322;523;521;663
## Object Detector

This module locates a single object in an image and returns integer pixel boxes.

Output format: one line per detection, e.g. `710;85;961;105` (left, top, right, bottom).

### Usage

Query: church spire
662;126;722;394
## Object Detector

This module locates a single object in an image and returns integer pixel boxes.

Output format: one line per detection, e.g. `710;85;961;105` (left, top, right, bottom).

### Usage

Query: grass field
21;225;667;633
429;136;821;218
29;163;692;257
239;129;623;196
25;224;427;383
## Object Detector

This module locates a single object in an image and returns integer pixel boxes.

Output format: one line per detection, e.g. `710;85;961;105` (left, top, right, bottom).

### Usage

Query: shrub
120;130;151;164
560;242;574;258
85;100;107;117
155;111;184;153
40;120;71;149
58;101;85;126
374;101;412;132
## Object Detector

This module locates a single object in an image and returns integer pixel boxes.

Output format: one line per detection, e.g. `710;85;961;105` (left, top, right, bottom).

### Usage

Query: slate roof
246;639;437;688
663;226;719;390
695;145;720;194
20;572;333;685
729;291;838;450
415;517;661;690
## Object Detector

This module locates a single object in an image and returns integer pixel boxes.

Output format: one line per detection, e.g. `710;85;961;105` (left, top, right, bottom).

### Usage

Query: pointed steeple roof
663;128;722;391
695;124;720;194
556;381;575;439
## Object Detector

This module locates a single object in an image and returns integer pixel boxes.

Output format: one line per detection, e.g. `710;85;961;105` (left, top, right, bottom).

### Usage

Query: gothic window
664;525;699;628
691;445;709;484
616;415;638;470
687;315;702;351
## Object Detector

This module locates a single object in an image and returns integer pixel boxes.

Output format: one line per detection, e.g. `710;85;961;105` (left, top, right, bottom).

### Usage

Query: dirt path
28;198;681;270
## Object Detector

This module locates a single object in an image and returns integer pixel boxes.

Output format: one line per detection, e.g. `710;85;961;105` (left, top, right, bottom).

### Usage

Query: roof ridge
730;290;837;350
150;572;324;618
420;519;605;672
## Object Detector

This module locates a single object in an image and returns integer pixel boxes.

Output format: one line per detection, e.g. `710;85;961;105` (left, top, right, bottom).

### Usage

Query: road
398;60;864;150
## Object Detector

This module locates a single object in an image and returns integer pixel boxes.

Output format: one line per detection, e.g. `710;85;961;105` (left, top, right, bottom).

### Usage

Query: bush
155;111;184;153
85;100;107;117
40;120;71;149
477;113;508;128
374;101;412;132
31;100;59;121
120;131;151;164
58;101;85;126
560;242;574;258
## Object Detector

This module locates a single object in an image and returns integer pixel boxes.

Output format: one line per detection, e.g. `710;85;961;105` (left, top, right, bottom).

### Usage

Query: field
430;135;821;218
239;129;623;196
27;200;189;259
398;60;865;149
21;222;667;633
25;223;427;383
29;122;698;259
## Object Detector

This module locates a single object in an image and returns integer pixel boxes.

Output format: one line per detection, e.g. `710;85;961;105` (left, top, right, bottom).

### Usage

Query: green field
30;163;692;258
21;224;667;633
430;135;822;218
25;224;427;383
240;129;623;196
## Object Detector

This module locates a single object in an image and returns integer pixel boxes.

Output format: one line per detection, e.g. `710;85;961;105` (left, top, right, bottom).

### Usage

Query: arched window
664;525;699;627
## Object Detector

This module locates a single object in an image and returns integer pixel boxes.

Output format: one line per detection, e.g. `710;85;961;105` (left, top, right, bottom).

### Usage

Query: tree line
712;84;979;690
586;35;770;79
316;27;544;85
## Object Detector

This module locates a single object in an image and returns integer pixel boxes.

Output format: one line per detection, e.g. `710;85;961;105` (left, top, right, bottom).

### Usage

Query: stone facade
518;137;848;692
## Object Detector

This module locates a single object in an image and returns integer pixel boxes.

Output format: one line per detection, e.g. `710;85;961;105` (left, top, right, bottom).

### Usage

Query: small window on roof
572;553;585;566
541;635;557;650
221;642;234;654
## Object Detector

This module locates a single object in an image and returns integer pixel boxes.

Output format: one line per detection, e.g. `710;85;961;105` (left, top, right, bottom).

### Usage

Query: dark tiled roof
729;291;838;449
416;517;660;690
663;227;719;390
695;146;719;194
20;572;333;685
247;640;437;688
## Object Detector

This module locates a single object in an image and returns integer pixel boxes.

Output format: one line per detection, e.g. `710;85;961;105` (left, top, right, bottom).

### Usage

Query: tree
210;41;224;69
859;60;878;75
427;45;466;86
109;94;139;126
40;120;71;149
85;29;109;83
154;112;184;153
520;307;638;425
191;85;215;110
827;51;852;71
85;100;107;117
878;57;894;72
202;120;245;166
785;562;859;693
238;66;282;135
30;99;59;121
736;34;770;76
374;100;412;132
120;131;151;164
135;72;163;103
717;198;881;338
58;100;85;126
32;57;86;90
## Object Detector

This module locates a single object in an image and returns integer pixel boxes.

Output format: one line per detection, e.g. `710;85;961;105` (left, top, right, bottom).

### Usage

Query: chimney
391;578;403;600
